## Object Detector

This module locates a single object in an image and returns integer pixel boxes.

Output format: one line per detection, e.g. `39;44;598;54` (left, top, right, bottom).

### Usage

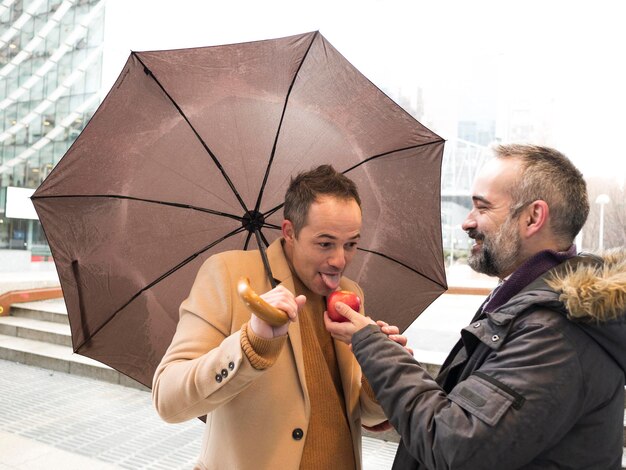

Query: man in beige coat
152;165;390;469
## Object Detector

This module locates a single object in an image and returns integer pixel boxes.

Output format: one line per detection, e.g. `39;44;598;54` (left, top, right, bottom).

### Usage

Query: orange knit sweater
241;277;356;469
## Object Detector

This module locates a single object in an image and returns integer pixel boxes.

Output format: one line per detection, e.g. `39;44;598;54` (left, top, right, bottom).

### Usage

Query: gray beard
468;219;521;278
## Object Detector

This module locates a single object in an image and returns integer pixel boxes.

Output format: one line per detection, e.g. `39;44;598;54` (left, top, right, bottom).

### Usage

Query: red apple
326;290;361;322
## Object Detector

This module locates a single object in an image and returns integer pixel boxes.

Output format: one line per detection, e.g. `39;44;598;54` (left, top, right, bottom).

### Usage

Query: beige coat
152;239;386;470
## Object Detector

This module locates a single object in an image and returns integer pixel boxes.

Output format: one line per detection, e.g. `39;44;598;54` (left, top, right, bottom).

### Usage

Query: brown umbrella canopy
32;31;446;387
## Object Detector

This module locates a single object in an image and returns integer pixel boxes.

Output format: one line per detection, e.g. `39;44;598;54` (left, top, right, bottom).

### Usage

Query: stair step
0;334;146;391
0;315;72;346
9;300;68;324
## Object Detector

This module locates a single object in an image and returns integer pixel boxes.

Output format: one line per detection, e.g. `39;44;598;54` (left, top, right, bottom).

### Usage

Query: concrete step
0;315;72;346
0;333;147;391
9;300;68;324
0;298;151;392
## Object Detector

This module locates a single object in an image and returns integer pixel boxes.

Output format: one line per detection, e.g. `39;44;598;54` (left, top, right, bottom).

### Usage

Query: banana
237;277;289;327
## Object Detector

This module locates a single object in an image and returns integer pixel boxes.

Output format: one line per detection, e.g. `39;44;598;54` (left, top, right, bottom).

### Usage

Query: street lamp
595;194;610;250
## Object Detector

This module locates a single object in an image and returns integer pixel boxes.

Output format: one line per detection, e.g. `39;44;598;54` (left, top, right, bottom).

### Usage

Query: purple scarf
482;245;577;313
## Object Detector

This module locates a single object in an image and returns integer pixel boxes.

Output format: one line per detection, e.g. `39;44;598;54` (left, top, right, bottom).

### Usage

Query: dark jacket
353;250;626;469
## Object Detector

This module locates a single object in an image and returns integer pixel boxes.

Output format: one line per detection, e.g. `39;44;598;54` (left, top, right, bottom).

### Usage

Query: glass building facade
0;0;105;255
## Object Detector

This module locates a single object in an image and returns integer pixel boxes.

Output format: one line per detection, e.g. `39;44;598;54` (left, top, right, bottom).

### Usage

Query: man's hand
249;285;306;339
324;302;413;355
375;320;414;356
323;301;376;344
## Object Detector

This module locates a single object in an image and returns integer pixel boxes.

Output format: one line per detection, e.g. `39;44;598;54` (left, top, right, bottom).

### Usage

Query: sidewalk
0;358;399;469
0;358;198;469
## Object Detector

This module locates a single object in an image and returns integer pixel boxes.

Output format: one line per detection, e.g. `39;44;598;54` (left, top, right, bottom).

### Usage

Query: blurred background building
0;0;105;261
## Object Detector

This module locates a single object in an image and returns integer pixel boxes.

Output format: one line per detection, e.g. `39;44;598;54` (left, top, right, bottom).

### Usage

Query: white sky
102;0;626;181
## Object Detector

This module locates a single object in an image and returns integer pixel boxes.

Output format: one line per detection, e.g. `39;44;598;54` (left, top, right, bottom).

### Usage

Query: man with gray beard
326;144;626;469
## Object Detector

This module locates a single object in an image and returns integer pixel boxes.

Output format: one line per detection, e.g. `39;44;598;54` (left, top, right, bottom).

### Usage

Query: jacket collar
482;245;577;314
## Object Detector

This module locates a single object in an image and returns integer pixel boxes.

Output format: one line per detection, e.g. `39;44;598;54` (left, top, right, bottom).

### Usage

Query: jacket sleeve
352;283;388;427
352;321;585;469
357;375;388;427
152;254;282;423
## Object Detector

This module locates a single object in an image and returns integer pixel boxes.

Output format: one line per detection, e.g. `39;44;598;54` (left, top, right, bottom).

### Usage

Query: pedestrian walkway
0;359;398;469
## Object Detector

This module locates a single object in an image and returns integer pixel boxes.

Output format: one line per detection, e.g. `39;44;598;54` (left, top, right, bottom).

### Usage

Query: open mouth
470;236;484;253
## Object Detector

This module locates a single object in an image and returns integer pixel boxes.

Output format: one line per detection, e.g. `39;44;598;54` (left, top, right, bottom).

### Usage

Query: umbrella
32;31;447;388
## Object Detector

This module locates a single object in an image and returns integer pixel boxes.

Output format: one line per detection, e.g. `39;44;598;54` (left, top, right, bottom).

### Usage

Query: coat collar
265;239;310;413
482;245;577;314
265;238;294;286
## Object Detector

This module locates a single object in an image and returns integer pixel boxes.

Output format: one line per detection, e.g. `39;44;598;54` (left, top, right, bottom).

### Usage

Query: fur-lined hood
544;248;626;374
494;249;626;375
547;248;626;322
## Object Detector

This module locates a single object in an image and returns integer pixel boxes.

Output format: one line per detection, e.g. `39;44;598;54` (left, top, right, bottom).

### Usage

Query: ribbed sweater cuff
240;322;286;370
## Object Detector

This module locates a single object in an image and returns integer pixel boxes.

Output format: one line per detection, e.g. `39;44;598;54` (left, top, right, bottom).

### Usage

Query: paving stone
0;359;399;469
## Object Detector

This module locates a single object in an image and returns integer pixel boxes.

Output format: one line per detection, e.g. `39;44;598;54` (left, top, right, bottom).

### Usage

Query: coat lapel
335;337;357;414
266;239;310;415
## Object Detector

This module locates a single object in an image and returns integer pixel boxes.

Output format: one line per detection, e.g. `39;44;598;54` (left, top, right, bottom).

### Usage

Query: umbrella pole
254;229;277;288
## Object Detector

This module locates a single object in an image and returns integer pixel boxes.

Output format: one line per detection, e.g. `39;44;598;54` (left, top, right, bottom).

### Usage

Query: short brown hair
283;165;361;236
494;144;589;244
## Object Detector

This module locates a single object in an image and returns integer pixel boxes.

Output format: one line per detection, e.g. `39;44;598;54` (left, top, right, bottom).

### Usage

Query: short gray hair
494;144;589;244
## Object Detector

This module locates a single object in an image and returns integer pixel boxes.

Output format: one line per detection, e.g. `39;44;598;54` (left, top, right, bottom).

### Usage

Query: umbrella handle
237;277;289;327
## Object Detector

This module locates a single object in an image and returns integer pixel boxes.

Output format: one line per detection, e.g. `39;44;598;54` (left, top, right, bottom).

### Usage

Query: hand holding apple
324;293;375;345
326;290;361;322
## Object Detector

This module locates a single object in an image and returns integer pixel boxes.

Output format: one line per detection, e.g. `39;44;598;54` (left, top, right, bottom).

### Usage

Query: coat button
491;334;500;342
215;374;223;383
292;428;304;440
221;369;228;378
473;322;481;328
228;361;235;370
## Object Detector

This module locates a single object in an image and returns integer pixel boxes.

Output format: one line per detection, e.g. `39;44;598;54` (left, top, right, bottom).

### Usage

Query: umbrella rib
263;206;284;220
133;52;248;214
252;31;320;214
31;193;243;221
260;138;446;218
74;226;247;352
356;247;447;290
343;138;446;174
